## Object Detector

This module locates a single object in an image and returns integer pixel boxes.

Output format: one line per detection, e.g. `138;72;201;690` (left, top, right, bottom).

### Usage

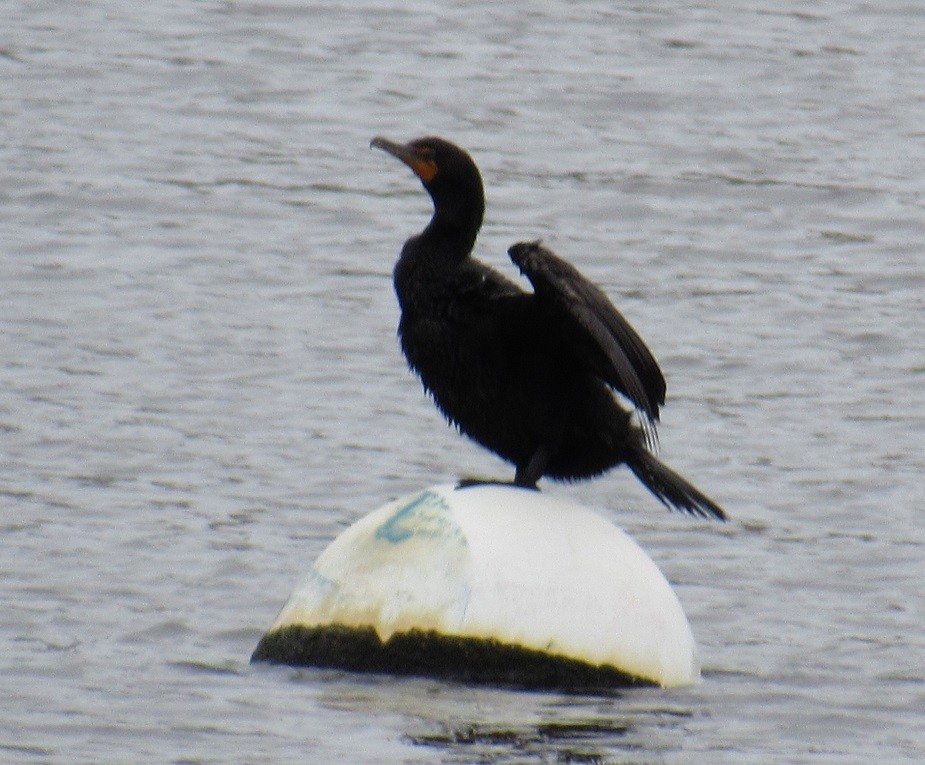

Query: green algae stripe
251;624;653;691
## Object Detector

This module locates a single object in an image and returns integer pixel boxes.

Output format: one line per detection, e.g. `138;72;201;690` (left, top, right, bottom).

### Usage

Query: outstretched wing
508;240;666;427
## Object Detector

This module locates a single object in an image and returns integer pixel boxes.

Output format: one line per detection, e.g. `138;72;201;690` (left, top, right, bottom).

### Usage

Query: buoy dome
252;484;699;689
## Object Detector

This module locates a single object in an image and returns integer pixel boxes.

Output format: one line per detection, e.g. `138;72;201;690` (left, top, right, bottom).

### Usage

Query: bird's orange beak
371;136;438;183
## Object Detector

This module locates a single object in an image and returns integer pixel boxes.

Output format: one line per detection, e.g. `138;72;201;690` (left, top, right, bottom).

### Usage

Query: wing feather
509;240;666;425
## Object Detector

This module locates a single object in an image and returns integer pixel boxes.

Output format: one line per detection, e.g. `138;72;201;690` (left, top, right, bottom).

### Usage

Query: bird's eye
413;144;436;160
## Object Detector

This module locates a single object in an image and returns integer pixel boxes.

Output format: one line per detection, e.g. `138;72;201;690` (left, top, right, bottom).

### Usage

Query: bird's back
396;253;628;476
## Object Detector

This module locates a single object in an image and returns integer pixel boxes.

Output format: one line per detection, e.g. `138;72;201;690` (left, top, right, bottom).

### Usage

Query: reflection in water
309;668;694;763
407;719;634;764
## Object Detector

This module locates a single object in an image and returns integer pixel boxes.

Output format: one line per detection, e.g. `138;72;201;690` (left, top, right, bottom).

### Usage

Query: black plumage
371;136;725;520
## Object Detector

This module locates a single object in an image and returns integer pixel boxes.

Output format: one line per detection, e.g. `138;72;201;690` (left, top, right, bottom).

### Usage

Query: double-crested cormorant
371;136;726;520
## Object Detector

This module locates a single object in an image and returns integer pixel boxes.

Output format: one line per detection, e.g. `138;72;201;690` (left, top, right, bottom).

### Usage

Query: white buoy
252;484;699;689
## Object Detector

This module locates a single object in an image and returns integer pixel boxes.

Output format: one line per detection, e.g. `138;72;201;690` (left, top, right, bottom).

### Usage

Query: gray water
2;1;923;762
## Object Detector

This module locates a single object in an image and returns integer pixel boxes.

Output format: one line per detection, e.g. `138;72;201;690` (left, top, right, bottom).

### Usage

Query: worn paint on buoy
252;484;699;689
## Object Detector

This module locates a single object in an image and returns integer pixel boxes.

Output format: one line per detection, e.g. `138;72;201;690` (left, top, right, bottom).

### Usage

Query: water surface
2;1;923;762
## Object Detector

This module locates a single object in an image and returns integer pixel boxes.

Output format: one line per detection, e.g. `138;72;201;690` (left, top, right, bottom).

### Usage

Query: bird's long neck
393;173;486;315
419;194;483;261
393;202;483;314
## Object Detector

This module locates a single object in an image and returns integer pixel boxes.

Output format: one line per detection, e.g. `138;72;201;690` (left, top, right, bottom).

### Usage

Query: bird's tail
626;446;727;521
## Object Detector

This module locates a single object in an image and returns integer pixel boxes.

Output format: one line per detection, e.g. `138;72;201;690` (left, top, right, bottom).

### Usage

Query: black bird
371;136;726;520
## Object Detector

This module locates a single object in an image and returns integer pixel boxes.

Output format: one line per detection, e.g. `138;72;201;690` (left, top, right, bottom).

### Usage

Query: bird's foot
456;476;540;492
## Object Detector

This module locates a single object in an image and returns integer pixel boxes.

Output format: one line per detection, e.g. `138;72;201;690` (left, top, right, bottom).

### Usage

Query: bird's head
371;136;485;237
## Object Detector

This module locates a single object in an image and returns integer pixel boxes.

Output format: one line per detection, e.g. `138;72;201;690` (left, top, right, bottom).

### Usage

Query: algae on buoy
252;484;699;689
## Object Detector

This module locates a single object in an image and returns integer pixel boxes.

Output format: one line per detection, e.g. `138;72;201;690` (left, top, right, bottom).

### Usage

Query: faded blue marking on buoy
303;567;335;597
375;489;461;544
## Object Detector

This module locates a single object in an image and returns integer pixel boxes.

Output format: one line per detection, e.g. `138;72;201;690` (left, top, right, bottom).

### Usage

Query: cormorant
371;136;726;520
